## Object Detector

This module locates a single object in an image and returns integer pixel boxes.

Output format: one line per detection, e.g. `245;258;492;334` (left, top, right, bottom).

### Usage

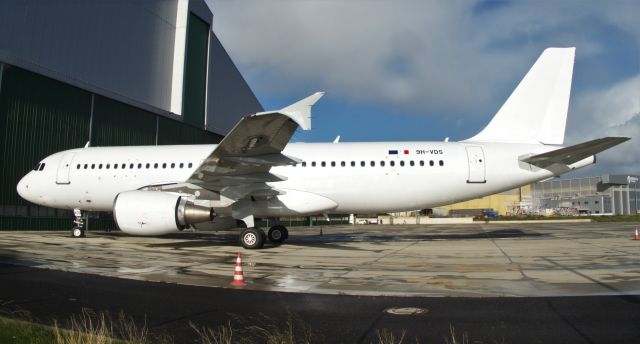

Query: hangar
0;0;262;230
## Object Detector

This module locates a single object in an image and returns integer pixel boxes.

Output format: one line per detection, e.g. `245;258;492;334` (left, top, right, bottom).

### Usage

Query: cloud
211;1;638;121
567;74;640;174
209;1;640;173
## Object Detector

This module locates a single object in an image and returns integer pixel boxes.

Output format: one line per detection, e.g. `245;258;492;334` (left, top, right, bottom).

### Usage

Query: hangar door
465;146;486;183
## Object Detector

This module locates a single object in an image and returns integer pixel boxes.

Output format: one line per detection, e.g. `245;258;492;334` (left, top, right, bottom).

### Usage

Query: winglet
255;92;325;130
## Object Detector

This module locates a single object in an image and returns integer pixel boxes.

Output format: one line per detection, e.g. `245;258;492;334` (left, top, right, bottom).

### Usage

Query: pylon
633;227;639;241
230;251;246;286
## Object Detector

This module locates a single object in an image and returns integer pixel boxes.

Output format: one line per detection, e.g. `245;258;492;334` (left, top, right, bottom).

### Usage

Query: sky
208;0;640;177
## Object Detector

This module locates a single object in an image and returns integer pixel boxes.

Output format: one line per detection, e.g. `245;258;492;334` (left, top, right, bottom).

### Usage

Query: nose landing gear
71;208;85;238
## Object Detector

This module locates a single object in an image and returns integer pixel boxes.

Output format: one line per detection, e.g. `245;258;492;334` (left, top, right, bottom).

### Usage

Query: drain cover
384;307;428;315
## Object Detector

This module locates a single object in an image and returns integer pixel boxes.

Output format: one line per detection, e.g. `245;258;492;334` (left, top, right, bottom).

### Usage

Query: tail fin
466;47;575;145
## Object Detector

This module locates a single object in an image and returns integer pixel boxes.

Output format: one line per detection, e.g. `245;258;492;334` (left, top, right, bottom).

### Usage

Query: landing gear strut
71;208;85;238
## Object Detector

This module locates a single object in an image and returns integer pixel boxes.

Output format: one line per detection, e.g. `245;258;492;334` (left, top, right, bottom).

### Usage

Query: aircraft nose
16;174;31;201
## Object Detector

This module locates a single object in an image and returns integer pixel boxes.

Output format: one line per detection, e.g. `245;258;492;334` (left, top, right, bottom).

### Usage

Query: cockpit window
38;163;45;171
33;163;40;171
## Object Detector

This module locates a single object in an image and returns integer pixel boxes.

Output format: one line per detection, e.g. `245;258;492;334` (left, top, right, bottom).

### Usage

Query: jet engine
113;190;214;235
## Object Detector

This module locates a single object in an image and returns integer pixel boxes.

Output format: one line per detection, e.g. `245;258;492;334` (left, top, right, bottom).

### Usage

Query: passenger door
56;152;75;185
465;146;486;183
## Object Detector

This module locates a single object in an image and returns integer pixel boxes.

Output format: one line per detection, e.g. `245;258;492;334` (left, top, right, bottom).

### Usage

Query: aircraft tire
240;228;264;249
268;225;288;243
71;226;85;238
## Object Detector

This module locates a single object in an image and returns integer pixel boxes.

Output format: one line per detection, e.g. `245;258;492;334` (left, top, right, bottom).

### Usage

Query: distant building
435;185;531;216
532;175;640;215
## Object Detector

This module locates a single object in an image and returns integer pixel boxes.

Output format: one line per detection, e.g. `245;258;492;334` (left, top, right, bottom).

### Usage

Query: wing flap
521;137;629;168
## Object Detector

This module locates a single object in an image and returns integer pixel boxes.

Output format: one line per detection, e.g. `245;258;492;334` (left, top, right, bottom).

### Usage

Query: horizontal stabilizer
521;137;629;168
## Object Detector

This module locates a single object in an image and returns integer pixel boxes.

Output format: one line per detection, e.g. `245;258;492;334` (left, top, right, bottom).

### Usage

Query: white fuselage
16;141;593;215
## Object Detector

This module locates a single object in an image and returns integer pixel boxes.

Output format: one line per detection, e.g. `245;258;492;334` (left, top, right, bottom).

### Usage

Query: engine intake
113;190;214;235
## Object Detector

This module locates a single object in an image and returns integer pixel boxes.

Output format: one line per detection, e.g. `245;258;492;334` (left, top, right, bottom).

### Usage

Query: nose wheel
71;208;85;238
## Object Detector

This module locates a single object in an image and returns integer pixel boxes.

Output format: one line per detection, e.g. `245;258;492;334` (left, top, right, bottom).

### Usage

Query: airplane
16;47;629;249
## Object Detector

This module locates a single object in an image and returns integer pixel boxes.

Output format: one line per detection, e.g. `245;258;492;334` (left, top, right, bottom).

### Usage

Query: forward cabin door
56;152;75;185
465;146;486;183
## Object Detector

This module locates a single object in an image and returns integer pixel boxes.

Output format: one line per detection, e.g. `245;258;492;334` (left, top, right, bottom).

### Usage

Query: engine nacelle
113;191;214;235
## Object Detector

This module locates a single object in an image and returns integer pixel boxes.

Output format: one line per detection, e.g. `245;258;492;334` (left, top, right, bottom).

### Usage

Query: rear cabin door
56;152;75;185
465;146;486;183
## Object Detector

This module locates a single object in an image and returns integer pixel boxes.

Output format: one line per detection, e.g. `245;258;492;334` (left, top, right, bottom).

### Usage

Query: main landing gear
71;208;85;238
239;225;289;249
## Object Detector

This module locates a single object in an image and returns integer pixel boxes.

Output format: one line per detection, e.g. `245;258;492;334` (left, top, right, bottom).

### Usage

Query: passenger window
162;163;167;168
331;161;336;167
91;164;95;169
370;161;375;167
390;161;395;167
99;164;103;169
439;160;444;166
351;161;355;167
419;160;424;167
76;164;80;169
188;163;193;168
114;164;118;169
171;163;175;168
302;162;307;167
179;163;184;168
106;164;110;169
321;161;326;167
154;163;158;169
84;164;88;169
136;163;141;169
410;161;415;166
429;160;434;166
400;161;405;167
360;161;365;167
146;163;150;169
380;161;385;167
312;162;316;167
341;161;345;167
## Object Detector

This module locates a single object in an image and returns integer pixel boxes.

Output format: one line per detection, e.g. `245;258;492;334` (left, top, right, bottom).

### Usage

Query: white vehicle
17;48;628;248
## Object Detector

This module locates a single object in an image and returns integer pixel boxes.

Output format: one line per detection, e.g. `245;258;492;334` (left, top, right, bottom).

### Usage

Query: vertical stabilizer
466;47;575;145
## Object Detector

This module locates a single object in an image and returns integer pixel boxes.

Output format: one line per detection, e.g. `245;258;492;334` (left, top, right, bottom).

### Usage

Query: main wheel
71;226;85;238
240;228;264;249
268;225;288;243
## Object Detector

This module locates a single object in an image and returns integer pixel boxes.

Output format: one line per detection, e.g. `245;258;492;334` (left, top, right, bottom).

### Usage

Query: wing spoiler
521;137;629;169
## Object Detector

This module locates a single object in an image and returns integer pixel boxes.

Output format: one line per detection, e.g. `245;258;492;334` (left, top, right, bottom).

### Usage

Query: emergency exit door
56;152;75;185
465;146;486;183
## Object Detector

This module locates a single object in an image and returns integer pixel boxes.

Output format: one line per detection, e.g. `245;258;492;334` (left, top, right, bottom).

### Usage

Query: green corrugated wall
0;64;221;231
92;95;156;146
182;12;209;128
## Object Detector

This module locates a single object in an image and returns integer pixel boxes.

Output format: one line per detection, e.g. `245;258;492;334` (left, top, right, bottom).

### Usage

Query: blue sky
210;1;640;176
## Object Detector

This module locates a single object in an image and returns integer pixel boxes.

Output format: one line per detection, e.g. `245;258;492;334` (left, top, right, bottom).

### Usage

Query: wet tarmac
1;222;639;297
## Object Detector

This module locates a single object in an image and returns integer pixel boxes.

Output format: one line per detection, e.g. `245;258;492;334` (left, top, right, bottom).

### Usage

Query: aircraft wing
521;137;629;169
186;92;324;200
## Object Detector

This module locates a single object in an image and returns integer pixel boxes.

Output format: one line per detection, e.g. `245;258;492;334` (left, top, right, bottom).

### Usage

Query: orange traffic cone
633;227;639;241
230;251;246;286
